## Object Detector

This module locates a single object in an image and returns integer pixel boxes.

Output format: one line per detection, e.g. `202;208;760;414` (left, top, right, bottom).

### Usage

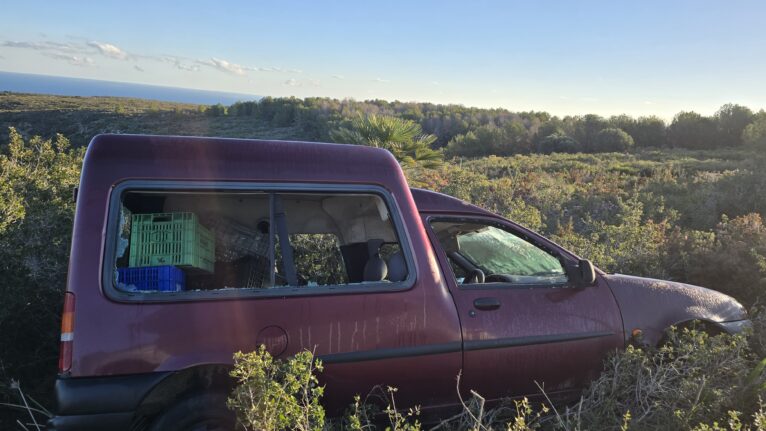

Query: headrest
386;251;407;282
363;254;388;282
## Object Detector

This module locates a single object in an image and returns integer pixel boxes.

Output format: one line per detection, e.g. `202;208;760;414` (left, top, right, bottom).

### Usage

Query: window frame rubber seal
102;180;418;303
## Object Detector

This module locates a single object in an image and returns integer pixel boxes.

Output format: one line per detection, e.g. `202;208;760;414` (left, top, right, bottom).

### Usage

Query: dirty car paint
603;274;748;345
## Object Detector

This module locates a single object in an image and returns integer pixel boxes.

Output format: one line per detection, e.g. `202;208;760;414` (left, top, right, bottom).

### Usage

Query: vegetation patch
227;325;766;430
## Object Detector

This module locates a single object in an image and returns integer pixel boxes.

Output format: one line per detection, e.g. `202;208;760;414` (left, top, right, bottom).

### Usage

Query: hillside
4;92;765;155
0;92;302;147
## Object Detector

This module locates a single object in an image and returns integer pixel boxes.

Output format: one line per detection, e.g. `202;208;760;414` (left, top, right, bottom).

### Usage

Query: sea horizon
0;71;260;105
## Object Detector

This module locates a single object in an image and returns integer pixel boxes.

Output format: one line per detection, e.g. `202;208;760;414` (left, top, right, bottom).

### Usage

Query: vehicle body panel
66;135;463;411
419;210;624;400
603;274;748;345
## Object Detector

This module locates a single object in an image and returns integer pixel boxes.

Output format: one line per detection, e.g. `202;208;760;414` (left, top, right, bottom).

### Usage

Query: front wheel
148;393;236;431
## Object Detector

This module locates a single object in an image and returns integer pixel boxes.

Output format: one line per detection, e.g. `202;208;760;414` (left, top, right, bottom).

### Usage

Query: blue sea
0;71;260;105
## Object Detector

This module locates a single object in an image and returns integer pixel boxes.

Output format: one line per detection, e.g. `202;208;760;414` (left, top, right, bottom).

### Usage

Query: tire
148;392;236;431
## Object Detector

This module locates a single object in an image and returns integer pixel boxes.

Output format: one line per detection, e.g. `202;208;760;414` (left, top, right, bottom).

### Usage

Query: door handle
473;297;501;311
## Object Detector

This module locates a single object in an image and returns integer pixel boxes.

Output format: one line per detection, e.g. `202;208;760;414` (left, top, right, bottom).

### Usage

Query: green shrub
592;128;635;153
690;407;766;431
228;346;325;431
206;103;228;116
552;195;672;277
538;133;581;154
665;214;766;306
563;328;755;431
0;128;83;426
743;111;766;148
226;324;763;431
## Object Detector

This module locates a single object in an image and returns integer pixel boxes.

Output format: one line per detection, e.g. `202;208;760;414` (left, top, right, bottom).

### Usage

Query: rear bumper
47;372;171;431
47;412;133;431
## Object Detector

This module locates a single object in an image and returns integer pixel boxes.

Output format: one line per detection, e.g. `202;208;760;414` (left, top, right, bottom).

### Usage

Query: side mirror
578;259;596;286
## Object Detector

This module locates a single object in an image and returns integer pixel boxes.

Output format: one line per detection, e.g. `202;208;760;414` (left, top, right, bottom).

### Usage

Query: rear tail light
58;292;75;373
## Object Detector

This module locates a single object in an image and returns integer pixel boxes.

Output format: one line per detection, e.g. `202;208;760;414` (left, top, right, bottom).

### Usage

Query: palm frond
330;114;443;170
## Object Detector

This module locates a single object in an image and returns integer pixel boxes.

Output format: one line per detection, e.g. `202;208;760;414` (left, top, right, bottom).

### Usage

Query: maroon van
49;135;749;431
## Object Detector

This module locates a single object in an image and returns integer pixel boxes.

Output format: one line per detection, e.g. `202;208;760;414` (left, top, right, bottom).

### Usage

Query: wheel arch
654;318;723;347
133;363;234;428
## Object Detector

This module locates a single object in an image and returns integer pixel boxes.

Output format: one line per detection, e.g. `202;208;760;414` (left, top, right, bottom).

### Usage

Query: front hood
602;274;747;343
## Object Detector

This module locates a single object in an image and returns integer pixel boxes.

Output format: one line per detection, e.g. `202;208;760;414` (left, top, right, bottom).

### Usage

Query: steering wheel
465;268;485;284
485;273;514;283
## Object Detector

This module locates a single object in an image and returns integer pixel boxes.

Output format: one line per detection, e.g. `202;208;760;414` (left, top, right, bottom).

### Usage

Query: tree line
206;98;766;157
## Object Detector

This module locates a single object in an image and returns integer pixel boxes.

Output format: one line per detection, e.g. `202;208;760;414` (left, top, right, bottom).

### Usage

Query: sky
1;0;765;118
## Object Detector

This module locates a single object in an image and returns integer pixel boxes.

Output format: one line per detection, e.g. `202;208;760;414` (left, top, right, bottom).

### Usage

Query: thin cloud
257;67;300;73
43;52;95;66
2;37;303;77
2;40;41;49
374;77;390;83
333;75;345;80
197;57;248;75
87;41;129;60
2;40;81;53
178;63;200;72
283;78;320;87
163;55;200;72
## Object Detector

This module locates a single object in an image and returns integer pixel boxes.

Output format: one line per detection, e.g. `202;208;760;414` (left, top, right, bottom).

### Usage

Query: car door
423;214;624;401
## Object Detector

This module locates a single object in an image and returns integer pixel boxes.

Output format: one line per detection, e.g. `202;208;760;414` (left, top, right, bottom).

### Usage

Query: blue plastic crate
117;266;185;292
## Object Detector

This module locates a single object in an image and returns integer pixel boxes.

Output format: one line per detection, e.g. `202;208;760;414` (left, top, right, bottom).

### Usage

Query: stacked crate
119;212;215;292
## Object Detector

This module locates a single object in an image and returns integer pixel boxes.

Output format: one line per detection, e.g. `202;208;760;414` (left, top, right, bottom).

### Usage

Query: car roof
83;134;494;218
83;134;408;191
410;188;496;217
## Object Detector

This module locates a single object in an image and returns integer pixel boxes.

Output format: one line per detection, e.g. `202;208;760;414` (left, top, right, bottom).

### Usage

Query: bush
205;103;228;116
715;104;754;147
0;128;83;427
665;213;766;306
445;122;532;157
563;328;755;430
413;165;544;231
743;111;766;149
231;324;766;431
538;133;581;154
228;346;325;431
669;112;720;149
552;196;671;277
592;128;635;153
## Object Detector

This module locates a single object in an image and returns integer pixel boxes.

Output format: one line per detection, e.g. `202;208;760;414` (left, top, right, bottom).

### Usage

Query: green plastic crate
129;212;215;273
